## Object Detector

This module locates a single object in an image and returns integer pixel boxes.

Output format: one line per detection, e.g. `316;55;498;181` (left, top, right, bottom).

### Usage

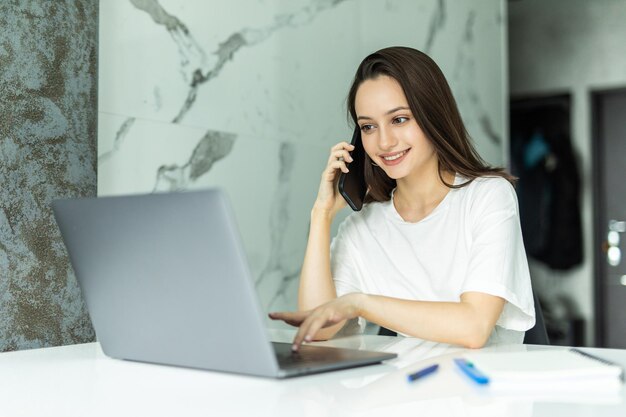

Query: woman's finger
301;314;330;343
329;160;349;174
292;313;319;350
333;149;354;163
268;311;308;327
328;149;354;164
268;311;306;321
322;162;349;182
327;144;355;163
291;320;312;351
331;142;355;152
278;318;303;327
291;311;332;351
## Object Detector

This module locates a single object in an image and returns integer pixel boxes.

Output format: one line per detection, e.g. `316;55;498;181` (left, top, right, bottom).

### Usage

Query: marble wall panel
99;116;326;315
0;1;98;350
99;0;507;325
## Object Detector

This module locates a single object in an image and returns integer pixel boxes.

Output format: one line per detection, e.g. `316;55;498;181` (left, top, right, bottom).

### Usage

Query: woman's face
354;75;437;181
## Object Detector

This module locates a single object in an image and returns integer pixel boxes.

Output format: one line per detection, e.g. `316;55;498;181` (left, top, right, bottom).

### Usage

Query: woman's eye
392;116;408;124
360;124;374;132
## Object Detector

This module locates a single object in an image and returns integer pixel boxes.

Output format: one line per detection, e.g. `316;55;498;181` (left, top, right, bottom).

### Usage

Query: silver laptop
52;189;396;378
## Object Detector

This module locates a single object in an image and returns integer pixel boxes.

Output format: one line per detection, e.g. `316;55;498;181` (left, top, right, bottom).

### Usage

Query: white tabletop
1;330;624;417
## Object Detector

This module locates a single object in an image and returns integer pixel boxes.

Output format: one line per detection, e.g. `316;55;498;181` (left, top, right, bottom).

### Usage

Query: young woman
270;47;535;351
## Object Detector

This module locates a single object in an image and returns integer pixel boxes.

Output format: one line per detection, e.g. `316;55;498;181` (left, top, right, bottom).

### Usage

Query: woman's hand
313;141;355;216
269;293;365;351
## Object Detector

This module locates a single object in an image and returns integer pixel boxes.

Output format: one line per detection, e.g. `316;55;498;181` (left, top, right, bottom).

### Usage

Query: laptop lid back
53;189;280;377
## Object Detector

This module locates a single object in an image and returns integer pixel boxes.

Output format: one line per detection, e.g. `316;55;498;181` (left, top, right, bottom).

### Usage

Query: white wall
98;0;507;326
509;0;626;345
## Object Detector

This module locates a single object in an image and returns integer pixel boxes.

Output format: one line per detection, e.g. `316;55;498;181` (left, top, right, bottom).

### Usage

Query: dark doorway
592;88;626;348
510;95;583;270
510;94;586;346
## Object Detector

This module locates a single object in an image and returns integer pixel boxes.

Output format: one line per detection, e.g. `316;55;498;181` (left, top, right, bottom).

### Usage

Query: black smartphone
338;126;367;211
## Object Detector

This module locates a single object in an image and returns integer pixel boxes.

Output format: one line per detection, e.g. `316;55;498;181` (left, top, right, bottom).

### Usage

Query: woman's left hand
269;293;365;351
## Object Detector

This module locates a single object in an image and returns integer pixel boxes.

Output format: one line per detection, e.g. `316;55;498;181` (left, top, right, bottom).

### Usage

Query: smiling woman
269;47;536;352
348;47;516;202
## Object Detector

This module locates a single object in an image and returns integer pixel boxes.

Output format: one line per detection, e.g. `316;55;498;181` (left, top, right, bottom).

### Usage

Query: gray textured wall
0;1;97;350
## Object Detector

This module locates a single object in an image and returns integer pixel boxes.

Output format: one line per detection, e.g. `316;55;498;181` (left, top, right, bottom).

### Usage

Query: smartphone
338;126;367;211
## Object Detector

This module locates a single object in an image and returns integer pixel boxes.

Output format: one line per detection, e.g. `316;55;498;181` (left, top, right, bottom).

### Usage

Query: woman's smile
380;148;411;165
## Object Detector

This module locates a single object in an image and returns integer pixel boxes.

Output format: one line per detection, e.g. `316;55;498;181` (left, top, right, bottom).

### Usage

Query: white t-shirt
330;175;536;345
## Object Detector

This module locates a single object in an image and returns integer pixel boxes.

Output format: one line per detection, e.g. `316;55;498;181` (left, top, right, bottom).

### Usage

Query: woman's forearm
357;292;504;348
298;208;337;310
297;208;345;339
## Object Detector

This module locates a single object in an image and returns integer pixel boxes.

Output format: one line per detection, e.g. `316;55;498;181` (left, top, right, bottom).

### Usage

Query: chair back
523;291;550;345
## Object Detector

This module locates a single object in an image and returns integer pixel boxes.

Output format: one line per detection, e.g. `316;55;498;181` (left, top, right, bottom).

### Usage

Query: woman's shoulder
455;175;518;218
460;175;516;200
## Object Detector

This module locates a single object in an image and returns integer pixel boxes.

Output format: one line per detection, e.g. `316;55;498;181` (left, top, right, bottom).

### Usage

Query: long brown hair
347;46;514;203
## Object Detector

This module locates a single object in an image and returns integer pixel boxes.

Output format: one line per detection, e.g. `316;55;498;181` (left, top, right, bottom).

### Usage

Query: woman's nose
378;126;398;150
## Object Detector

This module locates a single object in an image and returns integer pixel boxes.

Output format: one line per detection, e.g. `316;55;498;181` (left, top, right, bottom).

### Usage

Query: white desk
1;331;624;417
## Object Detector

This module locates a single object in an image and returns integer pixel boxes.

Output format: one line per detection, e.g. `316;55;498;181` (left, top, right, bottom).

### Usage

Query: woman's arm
293;141;356;340
296;208;345;340
359;291;504;348
270;291;504;350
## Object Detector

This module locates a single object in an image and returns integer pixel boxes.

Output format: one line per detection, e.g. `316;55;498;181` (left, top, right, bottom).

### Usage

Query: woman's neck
393;168;456;221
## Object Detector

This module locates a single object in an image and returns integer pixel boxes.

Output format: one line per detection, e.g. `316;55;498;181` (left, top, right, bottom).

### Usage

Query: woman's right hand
313;141;355;216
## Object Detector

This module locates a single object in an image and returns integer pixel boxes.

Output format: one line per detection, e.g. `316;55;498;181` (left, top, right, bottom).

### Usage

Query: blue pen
454;358;490;385
407;363;439;382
